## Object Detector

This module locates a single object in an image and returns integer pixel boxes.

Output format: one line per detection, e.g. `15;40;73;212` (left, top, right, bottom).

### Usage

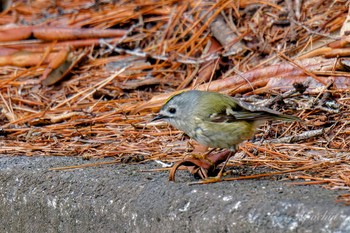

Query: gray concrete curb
1;156;349;233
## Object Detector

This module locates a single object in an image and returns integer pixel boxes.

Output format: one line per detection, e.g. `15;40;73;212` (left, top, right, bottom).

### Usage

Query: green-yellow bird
152;90;300;181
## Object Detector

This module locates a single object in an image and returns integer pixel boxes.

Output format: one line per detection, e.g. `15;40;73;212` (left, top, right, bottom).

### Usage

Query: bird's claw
188;168;227;185
188;176;223;185
168;150;232;182
168;158;213;181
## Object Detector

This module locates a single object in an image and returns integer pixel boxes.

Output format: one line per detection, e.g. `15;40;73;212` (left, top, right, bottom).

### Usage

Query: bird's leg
168;150;224;181
169;157;213;181
196;149;234;179
216;151;234;179
189;150;235;185
205;150;232;165
201;148;216;160
169;148;217;181
168;149;235;182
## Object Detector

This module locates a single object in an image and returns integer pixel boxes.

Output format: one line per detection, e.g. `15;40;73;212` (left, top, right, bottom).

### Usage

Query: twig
264;128;326;144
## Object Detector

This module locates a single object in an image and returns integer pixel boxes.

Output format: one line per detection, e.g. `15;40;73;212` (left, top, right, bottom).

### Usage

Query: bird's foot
188;174;223;185
168;157;213;181
188;157;230;185
168;150;232;182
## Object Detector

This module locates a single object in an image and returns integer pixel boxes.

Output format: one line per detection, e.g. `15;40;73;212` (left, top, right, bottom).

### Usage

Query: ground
1;155;349;233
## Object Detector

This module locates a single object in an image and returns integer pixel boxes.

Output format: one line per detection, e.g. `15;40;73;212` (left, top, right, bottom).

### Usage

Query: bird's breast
192;121;256;148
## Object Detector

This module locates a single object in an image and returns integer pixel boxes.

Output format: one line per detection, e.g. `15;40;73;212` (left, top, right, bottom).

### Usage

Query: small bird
152;90;300;182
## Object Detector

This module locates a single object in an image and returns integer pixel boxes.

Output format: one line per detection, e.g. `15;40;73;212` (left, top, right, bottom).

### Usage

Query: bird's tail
272;114;301;122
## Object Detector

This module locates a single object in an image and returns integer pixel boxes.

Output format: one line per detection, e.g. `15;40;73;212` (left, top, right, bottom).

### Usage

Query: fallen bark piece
33;27;127;41
0;50;59;66
0;26;33;42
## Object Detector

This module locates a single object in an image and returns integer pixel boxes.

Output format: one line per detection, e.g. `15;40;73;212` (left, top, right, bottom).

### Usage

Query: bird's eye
168;107;176;114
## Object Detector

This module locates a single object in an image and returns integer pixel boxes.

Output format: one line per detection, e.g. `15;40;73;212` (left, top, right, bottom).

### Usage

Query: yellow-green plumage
152;90;300;149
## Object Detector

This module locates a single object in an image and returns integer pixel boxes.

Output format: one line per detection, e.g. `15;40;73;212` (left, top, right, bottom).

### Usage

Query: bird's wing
208;98;299;123
208;107;269;123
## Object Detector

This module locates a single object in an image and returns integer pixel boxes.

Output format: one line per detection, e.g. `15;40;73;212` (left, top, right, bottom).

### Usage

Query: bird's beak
151;114;166;122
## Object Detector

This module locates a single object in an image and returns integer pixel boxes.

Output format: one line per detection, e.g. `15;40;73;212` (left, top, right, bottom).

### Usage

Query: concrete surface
0;156;349;233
